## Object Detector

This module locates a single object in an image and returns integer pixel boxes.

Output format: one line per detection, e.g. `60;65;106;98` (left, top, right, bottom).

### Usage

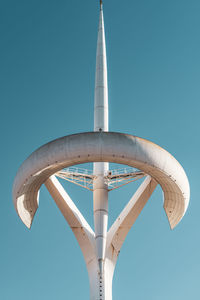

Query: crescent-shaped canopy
13;132;190;229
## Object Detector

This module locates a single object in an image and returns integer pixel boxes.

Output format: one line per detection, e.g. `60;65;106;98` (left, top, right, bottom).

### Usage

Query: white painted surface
93;175;108;271
43;169;157;300
45;175;96;265
94;4;108;133
93;3;109;276
13;3;190;299
13;132;190;230
107;176;157;253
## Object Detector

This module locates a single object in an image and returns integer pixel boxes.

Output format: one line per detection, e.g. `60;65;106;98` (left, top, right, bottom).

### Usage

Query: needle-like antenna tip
100;0;103;10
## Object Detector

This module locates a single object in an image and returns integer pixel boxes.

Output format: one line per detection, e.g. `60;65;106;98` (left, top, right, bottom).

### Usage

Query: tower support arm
106;176;157;254
45;175;96;265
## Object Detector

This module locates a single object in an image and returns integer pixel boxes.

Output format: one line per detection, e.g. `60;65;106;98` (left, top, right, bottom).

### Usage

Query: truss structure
55;167;146;191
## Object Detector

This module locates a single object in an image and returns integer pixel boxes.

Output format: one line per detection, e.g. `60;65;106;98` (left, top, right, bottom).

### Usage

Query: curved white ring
13;132;190;229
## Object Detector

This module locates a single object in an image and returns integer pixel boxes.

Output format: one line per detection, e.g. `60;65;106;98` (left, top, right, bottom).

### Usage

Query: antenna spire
94;0;108;133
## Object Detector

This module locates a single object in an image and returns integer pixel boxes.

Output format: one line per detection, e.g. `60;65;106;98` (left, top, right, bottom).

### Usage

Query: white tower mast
93;0;109;276
94;0;108;134
13;1;190;300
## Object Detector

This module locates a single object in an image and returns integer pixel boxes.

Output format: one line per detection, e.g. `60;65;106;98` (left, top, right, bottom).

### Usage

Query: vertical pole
93;1;110;298
94;0;108;133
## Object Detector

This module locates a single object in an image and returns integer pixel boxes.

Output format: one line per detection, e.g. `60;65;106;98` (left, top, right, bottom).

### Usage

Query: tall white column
93;2;109;297
87;251;117;300
93;0;109;174
94;1;108;134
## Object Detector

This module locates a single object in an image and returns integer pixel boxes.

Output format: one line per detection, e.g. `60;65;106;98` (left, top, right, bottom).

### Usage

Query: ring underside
13;132;190;229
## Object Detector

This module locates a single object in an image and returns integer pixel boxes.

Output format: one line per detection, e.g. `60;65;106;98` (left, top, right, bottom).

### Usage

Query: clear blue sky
1;0;200;299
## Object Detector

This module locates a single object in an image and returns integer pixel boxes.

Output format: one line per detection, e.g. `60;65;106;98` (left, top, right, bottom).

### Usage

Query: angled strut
45;174;157;299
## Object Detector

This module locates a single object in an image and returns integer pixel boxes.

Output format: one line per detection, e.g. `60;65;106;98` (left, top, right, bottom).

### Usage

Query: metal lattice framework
56;167;146;191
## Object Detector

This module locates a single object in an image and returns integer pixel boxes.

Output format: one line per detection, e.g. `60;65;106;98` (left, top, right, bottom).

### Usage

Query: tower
13;2;190;299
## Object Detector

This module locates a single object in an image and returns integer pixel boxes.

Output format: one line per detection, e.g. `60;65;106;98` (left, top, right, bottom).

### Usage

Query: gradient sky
1;0;200;299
